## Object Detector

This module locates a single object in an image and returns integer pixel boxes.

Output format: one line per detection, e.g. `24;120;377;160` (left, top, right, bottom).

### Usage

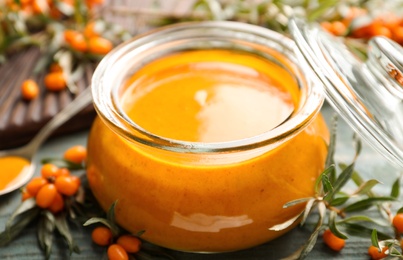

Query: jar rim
91;21;324;153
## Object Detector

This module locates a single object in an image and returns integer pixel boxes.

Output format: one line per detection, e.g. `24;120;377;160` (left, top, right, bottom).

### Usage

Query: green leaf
337;215;388;227
371;229;379;248
337;223;391;240
268;212;302;231
330;195;349;207
397;207;403;214
325;163;355;202
300;198;317;226
315;164;335;194
351;179;381;196
83;217;112;229
38;211;56;259
107;201;120;236
283;197;313;208
342;197;397;212
0;208;40;246
55;213;80;254
6;198;37;231
391;176;400;198
297;223;326;259
328;211;348;239
352;133;362;160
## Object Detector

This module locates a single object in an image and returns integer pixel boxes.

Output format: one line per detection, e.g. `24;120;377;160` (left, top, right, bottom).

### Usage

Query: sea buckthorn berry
55;175;79;196
393;213;403;233
64;30;80;44
49;63;63;73
88;37;113;55
69;33;88;52
84;21;99;38
323;229;345;251
117;235;141;253
91;226;113;246
21;79;39;100
69;175;81;188
26;176;48;196
64;145;87;164
107;244;128;260
368;245;388;260
56;167;71;177
48;192;64;214
41;163;59;180
21;190;33;201
44;72;66;91
36;184;57;208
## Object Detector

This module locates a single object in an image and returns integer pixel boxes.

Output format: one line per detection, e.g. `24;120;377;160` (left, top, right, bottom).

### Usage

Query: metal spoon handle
28;87;93;152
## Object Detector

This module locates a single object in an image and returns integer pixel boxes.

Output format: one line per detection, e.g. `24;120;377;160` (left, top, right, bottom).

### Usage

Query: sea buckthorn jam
87;22;329;252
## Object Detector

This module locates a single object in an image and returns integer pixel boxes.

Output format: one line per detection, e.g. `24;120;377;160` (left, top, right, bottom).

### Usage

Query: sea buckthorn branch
272;116;401;260
84;201;176;260
1;0;131;99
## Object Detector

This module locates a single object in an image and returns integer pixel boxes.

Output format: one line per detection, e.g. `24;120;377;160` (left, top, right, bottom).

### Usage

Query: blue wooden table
0;104;400;259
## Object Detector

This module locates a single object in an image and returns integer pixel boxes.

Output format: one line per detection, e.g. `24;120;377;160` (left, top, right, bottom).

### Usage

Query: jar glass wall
87;21;329;252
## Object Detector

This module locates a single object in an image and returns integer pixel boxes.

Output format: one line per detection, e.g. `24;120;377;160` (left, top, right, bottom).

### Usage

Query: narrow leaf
38;211;56;259
325;163;355;202
55;213;80;254
83;217;112;229
297;224;325;259
6;198;36;230
269;212;302;231
391;177;400;198
328;211;348;239
351;179;381;196
371;229;379;248
300;198;317;226
330;196;349;207
337;223;391;240
315;164;335;194
283;197;312;208
342;197;397;213
107;201;120;236
0;208;40;246
337;215;388;227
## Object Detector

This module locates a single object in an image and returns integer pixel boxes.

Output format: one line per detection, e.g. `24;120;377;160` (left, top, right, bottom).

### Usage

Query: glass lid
289;18;403;169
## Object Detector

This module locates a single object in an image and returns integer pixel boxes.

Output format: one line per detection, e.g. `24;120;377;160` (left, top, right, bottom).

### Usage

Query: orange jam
87;49;329;252
0;156;30;191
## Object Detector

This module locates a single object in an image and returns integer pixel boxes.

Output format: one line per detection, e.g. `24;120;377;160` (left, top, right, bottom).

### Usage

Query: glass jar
87;21;328;252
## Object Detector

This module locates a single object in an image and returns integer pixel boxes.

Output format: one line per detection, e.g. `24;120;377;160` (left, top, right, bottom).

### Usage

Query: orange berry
393;213;403;233
321;21;333;33
55;175;79;196
392;26;403;44
117;235;141;253
48;191;64;214
49;63;63;73
26;176;48;196
64;145;87;164
44;72;66;91
84;22;99;38
41;163;59;180
21;79;39;100
69;33;88;52
88;37;113;55
92;226;113;246
323;229;345;251
107;244;128;260
331;21;347;36
69;175;81;187
64;30;80;44
36;183;57;208
21;190;33;201
373;25;392;38
56;167;71;177
368;245;388;260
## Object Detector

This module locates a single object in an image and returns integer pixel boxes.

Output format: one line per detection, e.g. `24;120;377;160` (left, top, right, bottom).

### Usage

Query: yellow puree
87;50;329;252
0;156;30;191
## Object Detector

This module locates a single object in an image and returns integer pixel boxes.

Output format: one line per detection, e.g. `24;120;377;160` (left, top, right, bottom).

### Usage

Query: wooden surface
0;105;400;260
